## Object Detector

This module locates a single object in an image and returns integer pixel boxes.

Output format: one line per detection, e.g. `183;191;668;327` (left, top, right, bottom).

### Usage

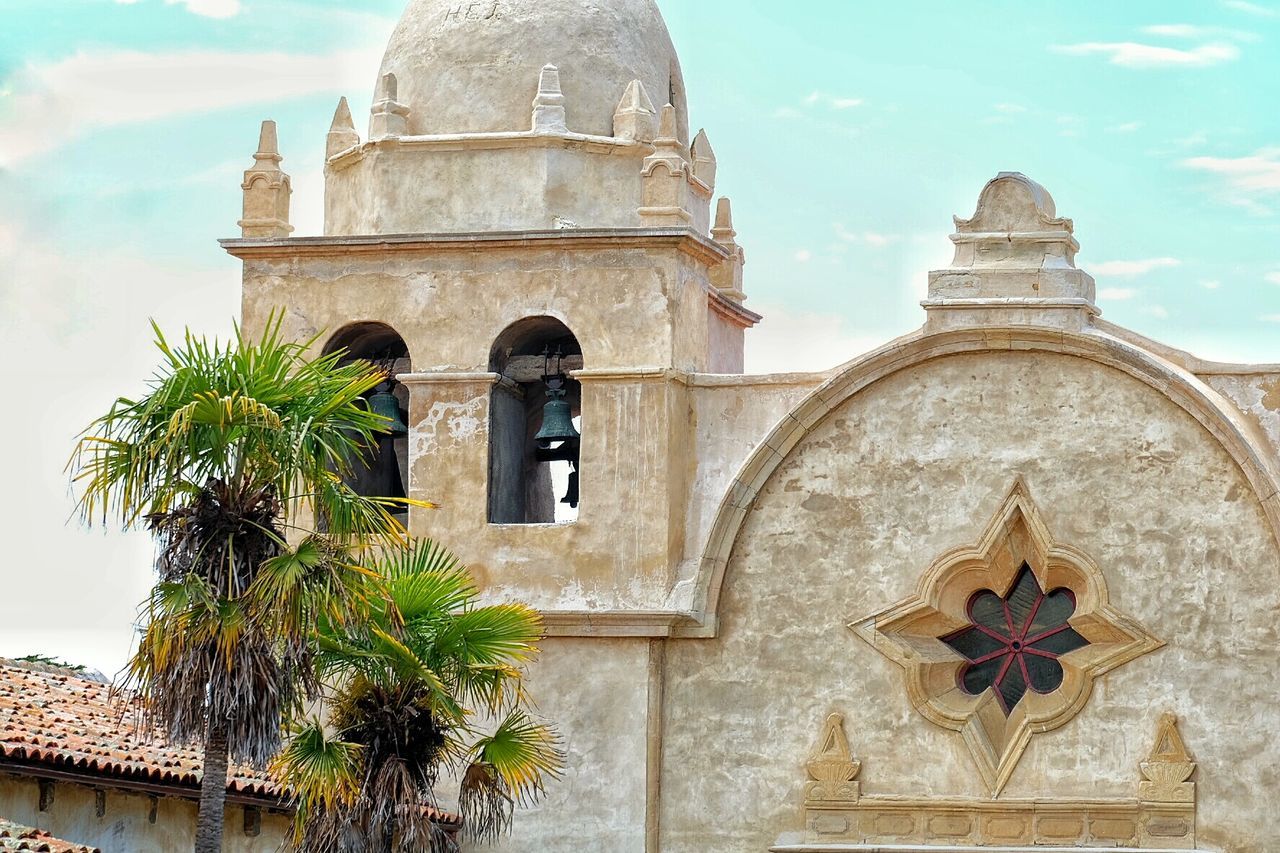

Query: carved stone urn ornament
850;478;1164;794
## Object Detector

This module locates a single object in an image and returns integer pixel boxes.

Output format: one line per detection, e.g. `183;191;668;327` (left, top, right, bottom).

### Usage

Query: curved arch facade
691;326;1280;626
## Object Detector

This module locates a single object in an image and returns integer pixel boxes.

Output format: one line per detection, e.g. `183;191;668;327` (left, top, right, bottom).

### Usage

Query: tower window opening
323;323;412;523
489;318;583;525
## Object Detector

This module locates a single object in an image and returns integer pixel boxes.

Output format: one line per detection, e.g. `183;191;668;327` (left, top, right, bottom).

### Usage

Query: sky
2;0;1279;677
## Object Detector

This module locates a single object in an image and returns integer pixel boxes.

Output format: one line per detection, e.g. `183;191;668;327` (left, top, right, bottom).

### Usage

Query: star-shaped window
850;479;1164;793
941;564;1090;716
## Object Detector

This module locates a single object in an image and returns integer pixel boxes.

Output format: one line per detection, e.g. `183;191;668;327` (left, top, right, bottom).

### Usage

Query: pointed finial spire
370;72;410;139
712;197;736;243
327;97;361;159
656;103;679;148
639;103;698;227
239;120;292;239
691;128;717;189
710;197;746;303
253;119;281;165
613;79;657;143
532;63;568;134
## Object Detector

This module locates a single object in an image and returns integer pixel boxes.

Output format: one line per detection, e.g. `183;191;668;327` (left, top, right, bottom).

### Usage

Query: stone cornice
709;289;762;327
540;610;704;638
326;128;652;172
220;227;731;266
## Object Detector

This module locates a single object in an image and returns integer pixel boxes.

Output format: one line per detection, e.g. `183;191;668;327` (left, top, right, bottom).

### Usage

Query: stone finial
613;79;657;143
691;128;717;190
710;197;746;302
326;97;361;160
712;196;736;244
239;120;292;239
639;103;694;226
925;172;1097;332
532;64;568;134
805;714;861;805
370;72;410;139
656;103;680;148
1139;713;1196;804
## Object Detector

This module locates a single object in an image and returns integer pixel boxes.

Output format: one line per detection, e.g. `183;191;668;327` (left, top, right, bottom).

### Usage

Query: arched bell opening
488;317;584;525
323;322;412;523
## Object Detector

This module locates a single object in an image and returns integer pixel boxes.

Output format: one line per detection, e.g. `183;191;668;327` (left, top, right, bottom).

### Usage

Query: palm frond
459;709;563;843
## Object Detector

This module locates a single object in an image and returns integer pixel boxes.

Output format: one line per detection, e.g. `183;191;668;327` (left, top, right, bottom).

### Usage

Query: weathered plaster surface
1203;373;1280;457
326;142;652;236
377;0;685;140
660;351;1280;853
239;244;718;373
485;638;651;853
672;375;825;606
237;239;753;611
0;775;288;852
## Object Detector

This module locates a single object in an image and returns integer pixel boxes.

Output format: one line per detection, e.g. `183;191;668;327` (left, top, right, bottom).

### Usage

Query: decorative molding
220;227;730;266
785;712;1198;850
805;714;861;805
849;479;1164;794
540;610;703;638
396;372;500;386
686;325;1280;638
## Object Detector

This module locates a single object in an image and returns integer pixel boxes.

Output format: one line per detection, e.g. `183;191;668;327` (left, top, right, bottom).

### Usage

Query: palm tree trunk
194;714;231;853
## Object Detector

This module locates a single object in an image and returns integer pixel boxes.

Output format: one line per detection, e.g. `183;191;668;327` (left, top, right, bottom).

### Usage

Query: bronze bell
368;385;408;436
535;384;579;448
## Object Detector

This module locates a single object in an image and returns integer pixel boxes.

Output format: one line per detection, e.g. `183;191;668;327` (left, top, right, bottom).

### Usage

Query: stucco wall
659;350;1280;853
1203;372;1280;457
325;144;651;236
483;638;652;853
0;774;289;853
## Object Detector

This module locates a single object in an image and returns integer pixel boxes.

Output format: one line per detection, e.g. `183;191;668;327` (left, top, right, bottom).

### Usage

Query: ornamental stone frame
780;711;1201;850
849;478;1164;794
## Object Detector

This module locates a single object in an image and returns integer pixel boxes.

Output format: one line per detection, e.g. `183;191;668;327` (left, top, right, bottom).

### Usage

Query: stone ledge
770;844;1210;853
540;610;705;638
220;227;731;265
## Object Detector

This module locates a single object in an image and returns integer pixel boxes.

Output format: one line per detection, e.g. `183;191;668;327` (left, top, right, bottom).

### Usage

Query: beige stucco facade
0;774;289;852
221;2;1280;850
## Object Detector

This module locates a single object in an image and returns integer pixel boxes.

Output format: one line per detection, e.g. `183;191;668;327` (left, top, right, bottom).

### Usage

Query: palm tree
273;539;562;852
70;314;426;852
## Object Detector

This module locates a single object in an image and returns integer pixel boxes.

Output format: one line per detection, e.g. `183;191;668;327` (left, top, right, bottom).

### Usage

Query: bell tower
223;0;759;619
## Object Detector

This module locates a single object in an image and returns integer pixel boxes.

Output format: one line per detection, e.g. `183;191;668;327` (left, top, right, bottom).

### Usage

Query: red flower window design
941;565;1090;716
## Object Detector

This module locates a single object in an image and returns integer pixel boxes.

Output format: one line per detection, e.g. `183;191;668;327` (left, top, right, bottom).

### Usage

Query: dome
376;0;689;140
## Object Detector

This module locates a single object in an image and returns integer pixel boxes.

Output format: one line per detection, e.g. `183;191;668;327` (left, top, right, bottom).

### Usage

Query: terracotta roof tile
0;663;280;800
0;818;99;853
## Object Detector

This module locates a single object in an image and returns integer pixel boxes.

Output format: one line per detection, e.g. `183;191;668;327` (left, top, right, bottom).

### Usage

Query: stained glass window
940;564;1089;716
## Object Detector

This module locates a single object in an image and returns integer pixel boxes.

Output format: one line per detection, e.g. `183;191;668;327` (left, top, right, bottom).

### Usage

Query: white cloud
833;224;900;247
1183;150;1280;208
1202;279;1223;289
1262;314;1280;322
1052;40;1240;68
802;91;864;110
1266;272;1280;285
169;0;241;17
1144;305;1171;319
1222;0;1277;16
794;249;813;263
745;303;886;374
1107;121;1143;133
1141;23;1258;40
1099;287;1139;300
0;208;240;676
1090;257;1182;276
0;39;391;167
115;0;242;18
994;103;1027;114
